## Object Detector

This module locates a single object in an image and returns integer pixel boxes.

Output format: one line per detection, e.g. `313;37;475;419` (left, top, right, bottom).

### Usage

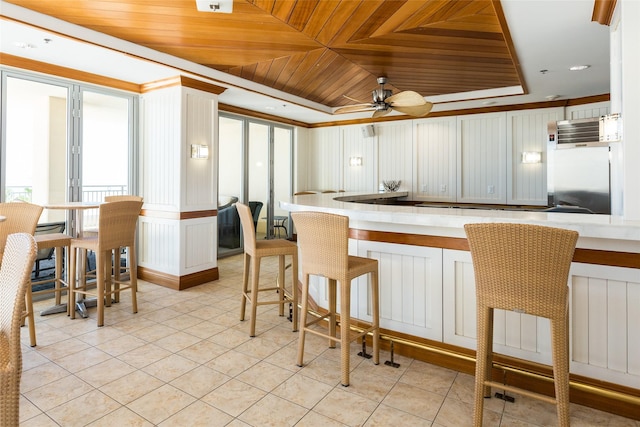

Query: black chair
248;201;263;230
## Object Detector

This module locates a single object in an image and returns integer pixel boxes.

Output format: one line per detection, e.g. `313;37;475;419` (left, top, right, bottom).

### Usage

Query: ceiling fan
335;77;433;118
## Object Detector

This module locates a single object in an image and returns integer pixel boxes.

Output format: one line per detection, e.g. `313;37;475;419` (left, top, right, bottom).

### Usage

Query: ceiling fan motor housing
372;88;392;103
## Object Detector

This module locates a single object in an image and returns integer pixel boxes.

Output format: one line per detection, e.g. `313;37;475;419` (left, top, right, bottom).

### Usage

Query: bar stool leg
296;274;310;367
552;316;570;427
340;279;351;386
328;279;337;348
278;255;285;317
249;256;261;337
291;252;298;332
240;252;250;321
371;270;380;365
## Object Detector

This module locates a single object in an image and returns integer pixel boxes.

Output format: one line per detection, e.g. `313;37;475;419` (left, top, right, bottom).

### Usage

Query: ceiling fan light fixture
195;0;233;13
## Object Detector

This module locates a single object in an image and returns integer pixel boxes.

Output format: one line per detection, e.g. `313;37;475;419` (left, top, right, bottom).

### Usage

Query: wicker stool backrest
464;223;578;319
291;211;349;280
96;200;143;251
0;202;43;261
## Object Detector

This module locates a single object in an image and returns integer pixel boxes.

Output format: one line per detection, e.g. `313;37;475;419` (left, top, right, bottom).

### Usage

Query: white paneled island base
282;191;640;420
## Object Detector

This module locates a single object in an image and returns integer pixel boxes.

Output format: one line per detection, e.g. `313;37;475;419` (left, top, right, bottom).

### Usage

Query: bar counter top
281;191;640;245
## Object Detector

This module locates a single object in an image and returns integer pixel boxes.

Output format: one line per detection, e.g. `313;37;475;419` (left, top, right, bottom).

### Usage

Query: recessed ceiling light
482;100;496;106
545;95;560;101
265;106;276;111
569;65;590;71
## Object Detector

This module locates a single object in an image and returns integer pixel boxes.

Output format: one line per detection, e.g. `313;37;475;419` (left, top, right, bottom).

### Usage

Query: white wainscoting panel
375;122;413;194
457;112;507;203
183;217;216;273
507;108;563;205
307;127;342;191
138;216;180;276
566;101;610;120
140;87;181;211
443;249;554;365
570;263;640;388
357;241;443;341
414;117;457;201
183;88;217;211
342;125;376;192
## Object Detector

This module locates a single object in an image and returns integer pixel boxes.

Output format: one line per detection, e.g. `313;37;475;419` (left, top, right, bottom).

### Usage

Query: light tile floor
20;255;640;426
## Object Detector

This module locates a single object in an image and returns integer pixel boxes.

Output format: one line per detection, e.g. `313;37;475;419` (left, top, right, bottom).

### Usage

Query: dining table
40;201;101;317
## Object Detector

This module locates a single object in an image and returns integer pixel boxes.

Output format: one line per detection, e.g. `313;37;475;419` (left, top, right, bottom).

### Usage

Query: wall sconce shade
521;151;542;164
191;144;209;159
349;157;363;166
599;113;622;142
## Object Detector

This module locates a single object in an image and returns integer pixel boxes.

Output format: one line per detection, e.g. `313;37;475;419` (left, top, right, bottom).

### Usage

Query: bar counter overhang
281;191;640;420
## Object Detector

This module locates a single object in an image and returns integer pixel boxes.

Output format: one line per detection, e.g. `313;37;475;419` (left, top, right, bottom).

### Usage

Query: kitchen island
281;191;640;420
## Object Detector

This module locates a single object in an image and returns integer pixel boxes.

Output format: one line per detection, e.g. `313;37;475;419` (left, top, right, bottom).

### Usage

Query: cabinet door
357;240;443;341
506;107;564;205
570;263;640;389
442;249;555;365
457;112;507;203
414;117;457;201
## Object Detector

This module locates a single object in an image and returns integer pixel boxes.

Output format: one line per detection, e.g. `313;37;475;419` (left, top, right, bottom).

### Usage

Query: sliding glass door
218;113;293;257
1;71;137;234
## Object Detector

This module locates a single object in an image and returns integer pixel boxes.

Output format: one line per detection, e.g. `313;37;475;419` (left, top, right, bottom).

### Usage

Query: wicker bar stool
291;211;379;387
69;200;142;326
0;202;43;347
0;233;37;427
464;223;578;427
237;202;298;337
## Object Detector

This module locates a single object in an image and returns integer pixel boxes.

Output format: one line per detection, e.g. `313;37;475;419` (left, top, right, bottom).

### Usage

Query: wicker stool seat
33;232;72;314
291;211;380;387
464;223;578;427
236;202;298;337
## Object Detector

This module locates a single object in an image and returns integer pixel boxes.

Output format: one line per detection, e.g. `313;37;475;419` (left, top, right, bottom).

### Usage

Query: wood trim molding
141;76;227;94
140;209;216;220
592;0;618;25
138;266;219;290
219;103;311;128
350;228;640;269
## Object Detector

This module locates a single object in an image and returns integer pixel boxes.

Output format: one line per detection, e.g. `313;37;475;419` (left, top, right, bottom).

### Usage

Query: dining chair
464;223;578;427
68;200;143;326
291;211;380;387
0;202;44;347
0;233;38;427
236;202;298;337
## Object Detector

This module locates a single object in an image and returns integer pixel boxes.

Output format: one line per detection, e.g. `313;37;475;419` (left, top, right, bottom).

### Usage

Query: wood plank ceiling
6;0;524;110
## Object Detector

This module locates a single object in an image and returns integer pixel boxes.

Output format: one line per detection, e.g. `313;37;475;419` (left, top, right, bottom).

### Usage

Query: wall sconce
349;157;363;167
521;151;542;164
599;113;622;142
191;144;209;159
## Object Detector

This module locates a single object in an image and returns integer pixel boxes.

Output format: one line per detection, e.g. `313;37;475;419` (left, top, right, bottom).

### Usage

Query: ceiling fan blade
386;91;427;107
372;108;391;118
392;102;434;117
334;104;375;114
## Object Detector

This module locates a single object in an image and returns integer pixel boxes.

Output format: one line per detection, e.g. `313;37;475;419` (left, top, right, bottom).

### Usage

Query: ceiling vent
195;0;233;13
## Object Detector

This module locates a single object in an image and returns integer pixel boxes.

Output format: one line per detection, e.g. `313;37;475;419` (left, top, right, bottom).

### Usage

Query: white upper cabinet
457;112;507;204
414;117;457;202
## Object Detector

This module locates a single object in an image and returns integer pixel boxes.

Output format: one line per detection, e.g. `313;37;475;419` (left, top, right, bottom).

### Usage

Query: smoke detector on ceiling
196;0;233;13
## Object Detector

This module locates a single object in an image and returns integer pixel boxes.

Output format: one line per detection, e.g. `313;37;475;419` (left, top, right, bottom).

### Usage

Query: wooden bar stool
291;211;380;387
236;202;298;337
464;223;578;427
